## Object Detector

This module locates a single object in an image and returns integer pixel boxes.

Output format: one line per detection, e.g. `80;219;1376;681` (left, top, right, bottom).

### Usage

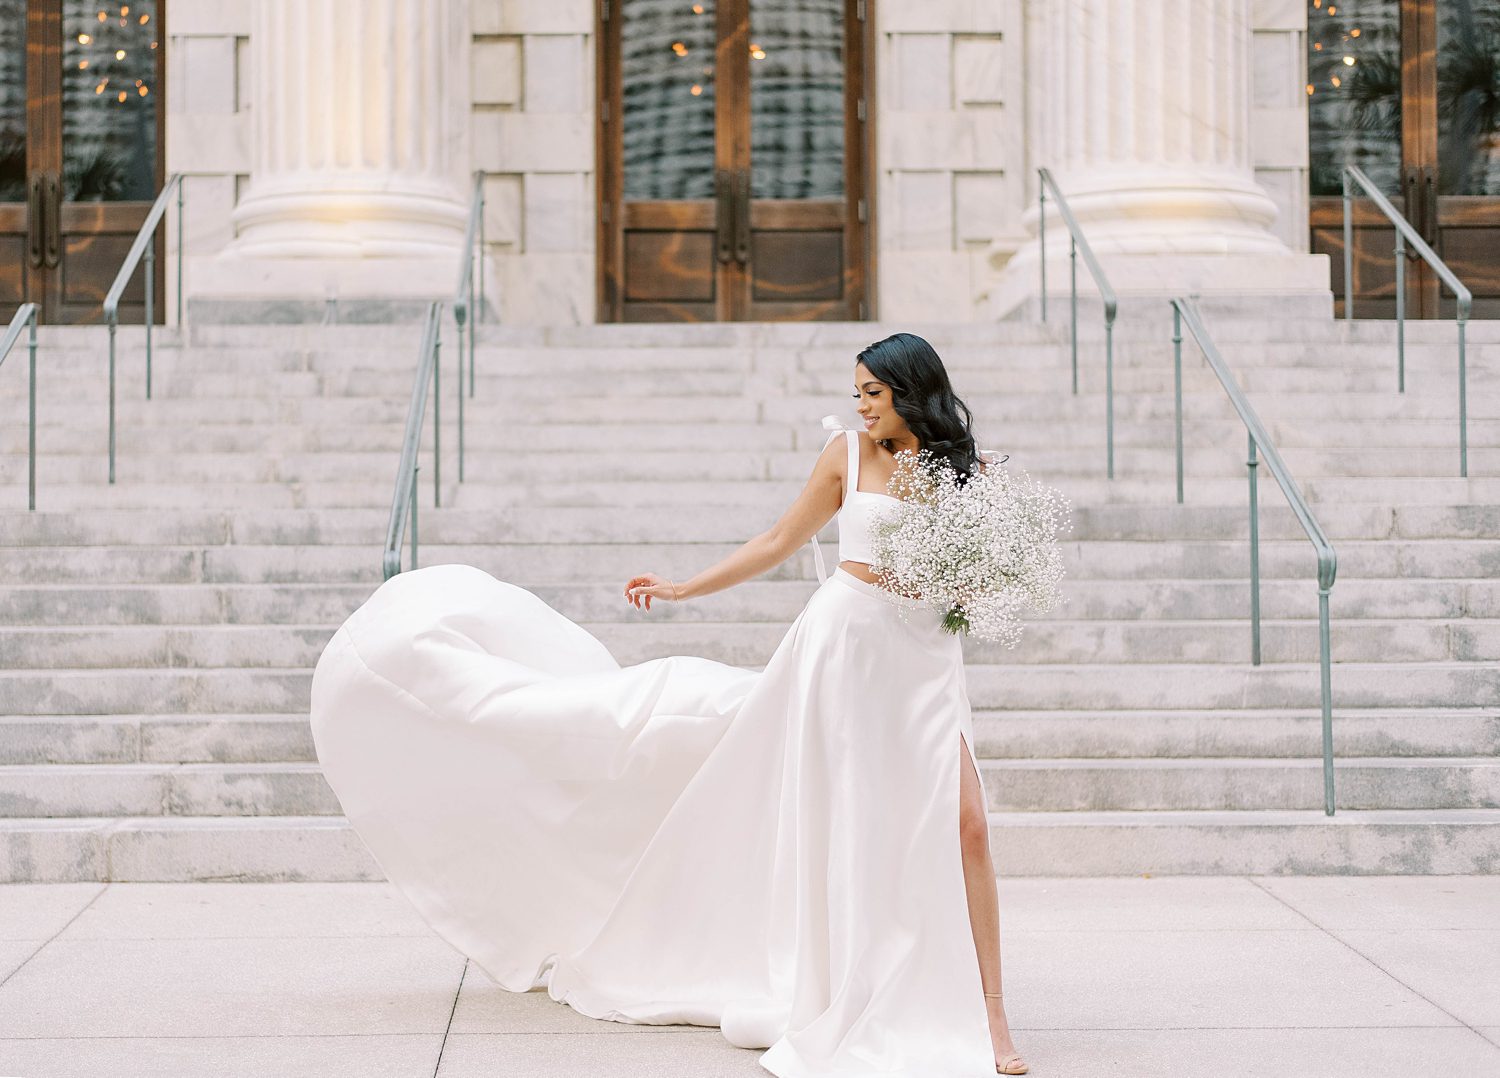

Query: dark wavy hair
856;332;984;482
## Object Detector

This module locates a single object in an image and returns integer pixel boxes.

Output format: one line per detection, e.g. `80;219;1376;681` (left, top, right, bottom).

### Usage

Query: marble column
224;0;469;291
987;0;1328;313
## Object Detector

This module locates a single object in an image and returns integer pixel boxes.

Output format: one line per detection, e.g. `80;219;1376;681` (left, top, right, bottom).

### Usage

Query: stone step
0;714;314;765
4;807;1498;881
6;706;1495;767
12;536;1490;585
2;616;1493;670
0;762;338;817
10;443;1500;486
6;356;1495;402
1;661;1493;715
3;416;1500;458
3;755;1497;818
4;576;1494;628
976;756;1500;812
3;503;1497;547
971;708;1500;760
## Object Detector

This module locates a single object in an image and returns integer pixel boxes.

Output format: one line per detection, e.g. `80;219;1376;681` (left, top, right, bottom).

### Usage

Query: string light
749;43;765;59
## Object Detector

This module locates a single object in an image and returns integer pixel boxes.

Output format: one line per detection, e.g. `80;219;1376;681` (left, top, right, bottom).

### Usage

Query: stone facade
164;0;1326;324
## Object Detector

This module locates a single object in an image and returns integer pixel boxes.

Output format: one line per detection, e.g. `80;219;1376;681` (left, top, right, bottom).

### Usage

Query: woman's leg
959;733;1022;1065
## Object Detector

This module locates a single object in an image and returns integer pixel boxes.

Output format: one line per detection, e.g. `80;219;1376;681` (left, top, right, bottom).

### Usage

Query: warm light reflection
115;49;125;59
138;85;148;96
749;43;765;59
78;32;91;43
1343;55;1355;66
692;3;703;11
117;90;126;101
1350;28;1361;37
78;59;88;68
1331;75;1342;87
671;41;687;56
690;84;702;96
1306;83;1315;95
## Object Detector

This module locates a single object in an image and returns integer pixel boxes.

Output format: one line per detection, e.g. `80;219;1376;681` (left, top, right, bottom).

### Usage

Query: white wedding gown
308;426;998;1077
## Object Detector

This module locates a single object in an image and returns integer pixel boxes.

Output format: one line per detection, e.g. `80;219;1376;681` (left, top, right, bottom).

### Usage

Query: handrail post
1105;313;1115;479
411;462;419;569
1172;303;1183;504
1038;179;1047;323
1458;309;1468;477
1394;228;1405;393
1319;585;1335;815
456;303;466;482
433;325;442;509
469;218;477;398
1069;236;1078;394
108;318;117;484
1341;169;1353;322
27;307;37;510
176;176;184;328
1247;432;1261;666
144;231;155;400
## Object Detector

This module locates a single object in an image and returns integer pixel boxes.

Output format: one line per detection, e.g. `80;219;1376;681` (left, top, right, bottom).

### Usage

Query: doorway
1310;0;1500;318
0;0;164;324
597;0;872;322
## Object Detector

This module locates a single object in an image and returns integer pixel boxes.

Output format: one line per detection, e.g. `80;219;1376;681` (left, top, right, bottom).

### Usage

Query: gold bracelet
669;579;680;601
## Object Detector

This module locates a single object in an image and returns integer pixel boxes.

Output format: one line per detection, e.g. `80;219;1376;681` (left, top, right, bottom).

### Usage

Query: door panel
0;0;162;324
1310;0;1500;318
601;0;869;322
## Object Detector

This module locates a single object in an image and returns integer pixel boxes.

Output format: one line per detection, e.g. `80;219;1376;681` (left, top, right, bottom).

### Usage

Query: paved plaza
0;875;1496;1077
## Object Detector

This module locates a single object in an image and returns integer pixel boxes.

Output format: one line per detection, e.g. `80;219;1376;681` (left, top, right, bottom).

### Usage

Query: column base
982;251;1333;322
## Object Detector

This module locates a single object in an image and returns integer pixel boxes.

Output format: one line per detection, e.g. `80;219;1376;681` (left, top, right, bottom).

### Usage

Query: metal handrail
1342;165;1470;477
1171;297;1340;816
452;170;485;483
1037;168;1118;478
384;302;445;580
1;303;39;508
104;172;185;484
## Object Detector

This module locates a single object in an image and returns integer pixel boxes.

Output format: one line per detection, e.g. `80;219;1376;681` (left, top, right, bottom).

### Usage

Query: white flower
867;448;1071;646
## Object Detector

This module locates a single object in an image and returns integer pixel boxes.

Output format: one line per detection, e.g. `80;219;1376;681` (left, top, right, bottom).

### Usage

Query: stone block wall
471;0;595;324
875;1;1022;322
1251;0;1311;252
164;1;252;320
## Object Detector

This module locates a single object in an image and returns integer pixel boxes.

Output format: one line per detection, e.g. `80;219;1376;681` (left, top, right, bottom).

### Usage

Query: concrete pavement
1;875;1497;1077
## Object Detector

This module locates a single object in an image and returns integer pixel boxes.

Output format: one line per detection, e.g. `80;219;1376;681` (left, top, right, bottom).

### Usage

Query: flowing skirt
309;562;996;1077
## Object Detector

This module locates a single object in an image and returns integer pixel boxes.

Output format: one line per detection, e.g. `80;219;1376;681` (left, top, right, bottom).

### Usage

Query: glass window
1307;0;1402;196
1437;2;1500;195
0;0;23;203
621;0;717;202
749;0;844;200
62;0;158;202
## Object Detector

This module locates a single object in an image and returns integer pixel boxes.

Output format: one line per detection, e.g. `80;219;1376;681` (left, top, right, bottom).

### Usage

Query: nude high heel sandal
983;992;1029;1074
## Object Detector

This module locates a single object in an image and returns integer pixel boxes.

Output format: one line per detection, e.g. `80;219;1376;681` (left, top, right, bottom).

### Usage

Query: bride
308;331;1030;1076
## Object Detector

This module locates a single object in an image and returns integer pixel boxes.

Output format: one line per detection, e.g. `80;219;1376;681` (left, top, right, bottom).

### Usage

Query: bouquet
867;448;1070;646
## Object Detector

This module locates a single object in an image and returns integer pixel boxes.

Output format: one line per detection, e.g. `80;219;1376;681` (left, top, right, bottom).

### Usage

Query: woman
308;332;1030;1076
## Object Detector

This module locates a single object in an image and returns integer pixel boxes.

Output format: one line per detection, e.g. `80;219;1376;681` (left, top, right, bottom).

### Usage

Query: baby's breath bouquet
868;448;1070;646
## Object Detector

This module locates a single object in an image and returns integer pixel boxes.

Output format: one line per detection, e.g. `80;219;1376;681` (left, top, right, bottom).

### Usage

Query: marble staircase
1;315;1497;880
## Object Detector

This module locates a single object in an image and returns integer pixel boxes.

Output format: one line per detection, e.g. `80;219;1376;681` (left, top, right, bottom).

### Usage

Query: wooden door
598;0;871;322
0;0;163;324
1310;0;1500;318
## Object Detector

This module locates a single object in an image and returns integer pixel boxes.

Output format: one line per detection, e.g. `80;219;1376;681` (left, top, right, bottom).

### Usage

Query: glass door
599;0;870;322
1310;0;1500;318
0;0;163;323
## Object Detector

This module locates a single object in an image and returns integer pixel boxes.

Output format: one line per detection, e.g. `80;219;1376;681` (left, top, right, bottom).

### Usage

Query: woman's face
852;361;911;443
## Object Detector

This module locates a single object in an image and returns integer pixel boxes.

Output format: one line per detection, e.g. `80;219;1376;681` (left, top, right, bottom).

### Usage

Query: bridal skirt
309;562;996;1077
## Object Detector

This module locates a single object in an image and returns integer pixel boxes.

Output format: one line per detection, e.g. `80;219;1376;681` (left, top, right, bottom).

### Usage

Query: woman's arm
624;435;846;609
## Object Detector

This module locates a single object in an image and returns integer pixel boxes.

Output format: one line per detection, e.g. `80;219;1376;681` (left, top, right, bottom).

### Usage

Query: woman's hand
624;573;680;610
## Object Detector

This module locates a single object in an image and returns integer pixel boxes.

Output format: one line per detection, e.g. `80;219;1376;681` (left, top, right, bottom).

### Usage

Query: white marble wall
876;2;1022;322
1251;0;1310;252
471;0;594;324
164;0;253;322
